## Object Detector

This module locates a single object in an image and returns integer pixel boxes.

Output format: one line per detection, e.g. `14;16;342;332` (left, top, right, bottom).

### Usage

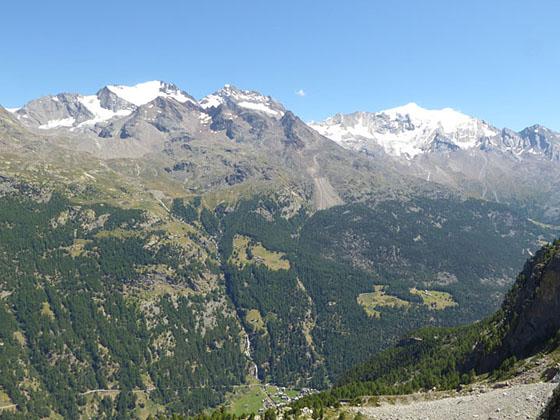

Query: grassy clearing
12;331;26;346
133;391;165;419
0;390;12;406
67;238;92;257
226;385;268;416
410;288;457;310
225;385;303;416
95;229;142;239
157;220;202;249
81;390;164;420
125;280;191;301
41;302;55;319
230;235;290;271
245;309;265;332
251;242;290;270
357;285;411;318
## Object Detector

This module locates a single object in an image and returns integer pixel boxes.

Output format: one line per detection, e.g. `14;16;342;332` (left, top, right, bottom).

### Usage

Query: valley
1;78;560;418
2;1;560;418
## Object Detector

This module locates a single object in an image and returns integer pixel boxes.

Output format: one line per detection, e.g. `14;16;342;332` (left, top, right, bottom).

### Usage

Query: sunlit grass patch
410;288;458;310
357;285;410;318
230;235;290;271
245;309;265;331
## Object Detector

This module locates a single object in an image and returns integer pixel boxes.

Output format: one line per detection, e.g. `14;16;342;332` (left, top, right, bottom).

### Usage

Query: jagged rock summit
9;81;286;133
200;84;285;119
9;83;560;163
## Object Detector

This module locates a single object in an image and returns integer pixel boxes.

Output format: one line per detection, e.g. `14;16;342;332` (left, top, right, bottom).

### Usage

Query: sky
1;0;559;130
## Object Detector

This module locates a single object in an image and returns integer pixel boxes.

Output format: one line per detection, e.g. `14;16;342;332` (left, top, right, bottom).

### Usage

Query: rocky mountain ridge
310;103;560;161
9;81;196;130
9;83;560;165
8;81;284;135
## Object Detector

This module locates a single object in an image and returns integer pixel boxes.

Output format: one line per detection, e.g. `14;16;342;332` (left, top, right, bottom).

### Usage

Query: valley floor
350;382;555;420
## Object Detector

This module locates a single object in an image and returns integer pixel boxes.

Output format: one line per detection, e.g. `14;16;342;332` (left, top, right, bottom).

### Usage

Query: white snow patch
236;101;282;116
198;112;211;124
39;117;75;129
77;95;132;126
107;81;195;106
5;107;20;113
200;94;224;109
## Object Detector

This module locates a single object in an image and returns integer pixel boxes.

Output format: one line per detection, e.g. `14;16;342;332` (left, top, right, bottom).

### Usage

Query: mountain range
7;80;560;222
310;102;560;160
1;80;560;418
11;81;560;162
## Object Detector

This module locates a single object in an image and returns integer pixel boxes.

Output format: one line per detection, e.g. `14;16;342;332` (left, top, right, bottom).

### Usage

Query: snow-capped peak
199;93;224;109
382;102;425;116
11;81;201;130
310;103;499;158
201;84;285;118
381;102;481;134
106;81;195;107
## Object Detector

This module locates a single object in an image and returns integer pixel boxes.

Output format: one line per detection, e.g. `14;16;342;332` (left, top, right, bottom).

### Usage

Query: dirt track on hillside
352;382;555;420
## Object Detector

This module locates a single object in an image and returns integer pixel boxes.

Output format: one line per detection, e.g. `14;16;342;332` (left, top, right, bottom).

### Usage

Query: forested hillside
219;194;552;383
0;188;246;419
292;240;560;413
0;180;553;418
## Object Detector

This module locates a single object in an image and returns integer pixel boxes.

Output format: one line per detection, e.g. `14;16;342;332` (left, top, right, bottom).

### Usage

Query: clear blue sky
1;0;559;130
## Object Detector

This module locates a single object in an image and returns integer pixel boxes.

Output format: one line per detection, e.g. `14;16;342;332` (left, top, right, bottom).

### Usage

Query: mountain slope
0;161;552;417
0;186;247;418
12;82;560;221
4;82;424;210
217;194;553;387
292;239;560;413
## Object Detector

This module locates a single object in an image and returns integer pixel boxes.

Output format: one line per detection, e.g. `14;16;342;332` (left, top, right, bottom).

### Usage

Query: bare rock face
541;384;560;420
280;111;306;149
501;247;560;357
474;241;560;372
15;93;94;127
519;125;560;161
96;87;135;113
